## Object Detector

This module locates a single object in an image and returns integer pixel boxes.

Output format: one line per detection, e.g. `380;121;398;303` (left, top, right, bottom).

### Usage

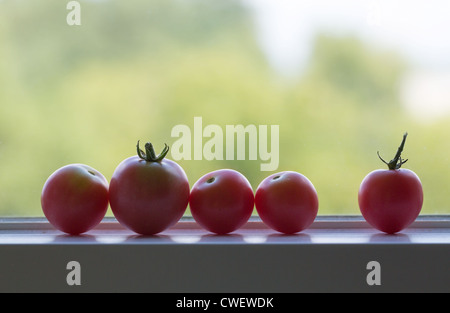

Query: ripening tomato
109;141;190;235
358;133;423;234
255;171;319;234
189;169;254;235
41;164;109;235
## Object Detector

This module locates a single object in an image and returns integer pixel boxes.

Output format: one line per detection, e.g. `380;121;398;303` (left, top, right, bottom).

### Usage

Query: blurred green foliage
0;0;449;216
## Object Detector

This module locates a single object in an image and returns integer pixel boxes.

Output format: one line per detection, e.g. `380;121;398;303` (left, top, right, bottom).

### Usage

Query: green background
0;0;449;216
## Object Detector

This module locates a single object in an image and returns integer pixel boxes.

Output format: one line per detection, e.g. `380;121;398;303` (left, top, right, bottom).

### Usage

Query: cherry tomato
109;141;190;235
189;169;254;235
358;133;423;234
255;171;319;234
41;164;109;235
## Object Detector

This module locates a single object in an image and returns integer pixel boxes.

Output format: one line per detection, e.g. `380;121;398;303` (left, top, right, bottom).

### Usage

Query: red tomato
358;133;423;234
109;141;190;235
189;169;254;235
255;171;319;234
41;164;109;235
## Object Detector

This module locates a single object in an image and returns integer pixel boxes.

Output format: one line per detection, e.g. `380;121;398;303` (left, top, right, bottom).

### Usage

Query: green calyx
377;132;409;170
137;141;169;162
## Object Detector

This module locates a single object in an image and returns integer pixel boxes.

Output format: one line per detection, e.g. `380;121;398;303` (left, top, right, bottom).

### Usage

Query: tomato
255;171;318;234
358;133;423;234
41;164;109;235
109;141;190;235
189;169;254;235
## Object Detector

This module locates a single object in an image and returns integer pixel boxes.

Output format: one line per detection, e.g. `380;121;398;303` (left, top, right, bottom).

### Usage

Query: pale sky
243;0;450;74
242;0;450;121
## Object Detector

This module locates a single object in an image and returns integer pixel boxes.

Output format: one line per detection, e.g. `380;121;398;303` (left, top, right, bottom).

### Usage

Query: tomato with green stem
109;141;190;235
358;133;423;234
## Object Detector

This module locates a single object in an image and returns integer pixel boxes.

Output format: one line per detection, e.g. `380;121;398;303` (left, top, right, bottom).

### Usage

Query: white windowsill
1;215;449;292
0;215;449;245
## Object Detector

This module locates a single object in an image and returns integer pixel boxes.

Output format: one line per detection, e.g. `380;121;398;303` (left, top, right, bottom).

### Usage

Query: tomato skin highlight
109;156;190;235
41;164;109;235
358;168;423;234
255;171;319;234
189;169;254;235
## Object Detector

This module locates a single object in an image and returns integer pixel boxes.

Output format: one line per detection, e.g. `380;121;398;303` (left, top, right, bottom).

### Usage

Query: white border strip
0;215;449;231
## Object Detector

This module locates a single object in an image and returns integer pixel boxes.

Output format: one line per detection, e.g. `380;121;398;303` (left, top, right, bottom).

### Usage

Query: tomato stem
377;132;409;170
137;141;169;162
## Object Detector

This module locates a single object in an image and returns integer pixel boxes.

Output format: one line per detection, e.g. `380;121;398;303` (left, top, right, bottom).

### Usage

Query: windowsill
1;215;449;292
0;215;449;245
